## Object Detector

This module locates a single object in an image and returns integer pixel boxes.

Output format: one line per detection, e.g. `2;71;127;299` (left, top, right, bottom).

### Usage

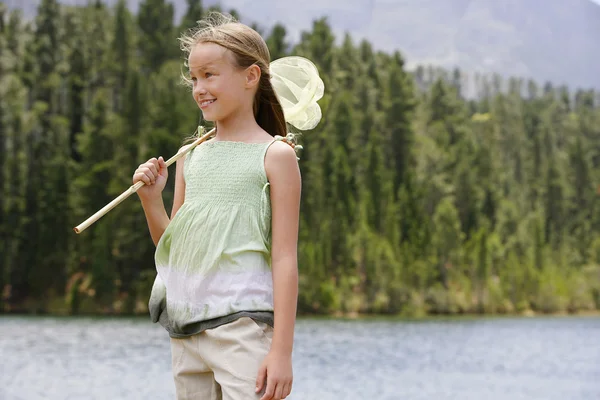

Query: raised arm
134;145;189;246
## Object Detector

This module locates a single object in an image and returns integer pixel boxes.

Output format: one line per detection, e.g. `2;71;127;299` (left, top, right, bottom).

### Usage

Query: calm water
1;315;599;399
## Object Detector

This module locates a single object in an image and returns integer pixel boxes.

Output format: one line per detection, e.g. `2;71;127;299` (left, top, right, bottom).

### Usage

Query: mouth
199;99;216;109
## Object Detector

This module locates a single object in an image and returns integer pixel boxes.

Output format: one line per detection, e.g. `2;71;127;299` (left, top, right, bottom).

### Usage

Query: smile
199;99;216;108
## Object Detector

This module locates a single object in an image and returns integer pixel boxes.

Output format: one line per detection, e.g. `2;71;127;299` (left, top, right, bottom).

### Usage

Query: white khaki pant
170;317;273;400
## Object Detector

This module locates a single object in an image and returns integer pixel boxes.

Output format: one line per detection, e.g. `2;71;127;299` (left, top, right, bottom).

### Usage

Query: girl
132;12;300;400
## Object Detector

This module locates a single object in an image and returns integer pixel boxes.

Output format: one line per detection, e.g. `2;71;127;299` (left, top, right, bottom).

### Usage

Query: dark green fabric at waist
164;310;274;338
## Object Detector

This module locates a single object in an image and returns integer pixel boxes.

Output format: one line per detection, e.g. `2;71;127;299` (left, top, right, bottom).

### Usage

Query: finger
134;165;148;184
140;168;155;184
135;172;151;185
260;378;275;400
146;159;159;178
273;382;284;400
143;166;158;184
281;383;289;399
255;364;267;394
282;383;291;399
150;157;160;172
158;156;168;177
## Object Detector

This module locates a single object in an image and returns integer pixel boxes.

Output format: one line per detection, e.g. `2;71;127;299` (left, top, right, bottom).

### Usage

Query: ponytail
254;73;287;138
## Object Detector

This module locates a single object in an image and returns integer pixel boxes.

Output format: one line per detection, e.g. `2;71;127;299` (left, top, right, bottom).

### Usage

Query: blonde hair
180;12;287;139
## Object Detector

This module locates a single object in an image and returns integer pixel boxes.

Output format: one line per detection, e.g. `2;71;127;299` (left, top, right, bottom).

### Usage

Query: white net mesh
270;56;325;131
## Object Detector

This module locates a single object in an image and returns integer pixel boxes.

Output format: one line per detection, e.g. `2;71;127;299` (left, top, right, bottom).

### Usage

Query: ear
245;64;261;89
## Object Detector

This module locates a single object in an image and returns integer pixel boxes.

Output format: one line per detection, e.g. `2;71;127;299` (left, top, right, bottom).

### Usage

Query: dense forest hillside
1;0;600;317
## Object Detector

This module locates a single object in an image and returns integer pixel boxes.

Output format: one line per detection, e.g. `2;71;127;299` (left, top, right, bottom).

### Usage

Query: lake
1;315;599;399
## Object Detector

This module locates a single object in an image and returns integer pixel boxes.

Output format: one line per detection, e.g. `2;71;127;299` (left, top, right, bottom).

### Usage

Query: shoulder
178;143;194;154
265;140;298;168
265;140;300;182
175;142;197;165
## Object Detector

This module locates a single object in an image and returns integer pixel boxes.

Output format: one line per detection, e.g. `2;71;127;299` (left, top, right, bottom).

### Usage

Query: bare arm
170;146;188;219
256;141;301;400
140;196;170;246
266;141;300;353
135;145;189;246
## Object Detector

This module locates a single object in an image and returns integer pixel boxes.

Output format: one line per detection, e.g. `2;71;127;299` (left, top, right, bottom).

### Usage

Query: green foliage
1;1;599;317
266;24;288;61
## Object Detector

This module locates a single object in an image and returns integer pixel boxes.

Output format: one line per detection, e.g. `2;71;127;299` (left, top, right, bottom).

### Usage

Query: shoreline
2;309;599;320
298;309;600;321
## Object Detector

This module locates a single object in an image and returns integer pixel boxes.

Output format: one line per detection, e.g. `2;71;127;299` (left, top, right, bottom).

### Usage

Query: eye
205;72;213;78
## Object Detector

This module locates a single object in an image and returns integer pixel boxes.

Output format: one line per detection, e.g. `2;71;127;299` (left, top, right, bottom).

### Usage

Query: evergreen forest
2;0;600;317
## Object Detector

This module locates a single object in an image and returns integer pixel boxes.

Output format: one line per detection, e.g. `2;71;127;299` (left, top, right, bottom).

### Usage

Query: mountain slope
6;0;600;89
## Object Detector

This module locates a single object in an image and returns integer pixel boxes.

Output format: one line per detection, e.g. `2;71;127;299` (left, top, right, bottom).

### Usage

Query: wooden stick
73;127;215;234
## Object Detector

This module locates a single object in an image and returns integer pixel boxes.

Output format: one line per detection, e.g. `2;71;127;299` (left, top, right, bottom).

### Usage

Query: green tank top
149;139;278;337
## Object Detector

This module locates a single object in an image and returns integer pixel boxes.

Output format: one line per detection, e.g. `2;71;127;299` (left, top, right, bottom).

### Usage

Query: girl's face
188;42;257;122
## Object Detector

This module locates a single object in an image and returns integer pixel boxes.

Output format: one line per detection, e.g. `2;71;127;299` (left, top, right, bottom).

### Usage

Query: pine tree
111;0;135;112
138;0;176;73
266;24;288;61
293;17;336;87
431;197;464;290
67;26;85;161
72;90;116;310
14;0;68;309
0;7;7;305
179;0;203;34
385;51;416;194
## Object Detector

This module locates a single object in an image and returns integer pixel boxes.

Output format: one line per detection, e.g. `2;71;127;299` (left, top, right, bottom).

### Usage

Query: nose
193;82;207;99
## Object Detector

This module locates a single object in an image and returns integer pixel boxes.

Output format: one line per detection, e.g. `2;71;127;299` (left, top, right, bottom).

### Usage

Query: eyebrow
188;61;219;74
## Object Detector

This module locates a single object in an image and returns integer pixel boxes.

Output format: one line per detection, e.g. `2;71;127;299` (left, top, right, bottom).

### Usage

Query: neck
213;107;261;141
